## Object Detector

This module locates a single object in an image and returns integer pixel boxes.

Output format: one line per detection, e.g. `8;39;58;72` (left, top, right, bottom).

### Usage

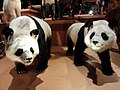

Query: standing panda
1;16;52;74
66;20;117;76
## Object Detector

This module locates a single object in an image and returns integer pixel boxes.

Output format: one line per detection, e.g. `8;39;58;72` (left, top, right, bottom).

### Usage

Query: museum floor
0;44;120;90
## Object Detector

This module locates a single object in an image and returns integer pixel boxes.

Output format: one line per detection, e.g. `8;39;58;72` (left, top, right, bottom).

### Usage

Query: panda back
67;23;84;44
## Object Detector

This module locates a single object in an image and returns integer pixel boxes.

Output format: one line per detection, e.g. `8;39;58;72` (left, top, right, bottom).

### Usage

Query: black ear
108;19;118;29
15;49;23;56
84;19;93;27
30;29;39;38
1;27;14;39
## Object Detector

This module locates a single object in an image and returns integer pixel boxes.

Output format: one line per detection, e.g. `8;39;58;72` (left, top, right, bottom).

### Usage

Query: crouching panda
66;20;117;76
1;16;52;74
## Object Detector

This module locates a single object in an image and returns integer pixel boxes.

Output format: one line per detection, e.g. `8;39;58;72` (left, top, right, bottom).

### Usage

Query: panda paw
16;66;27;74
66;51;73;56
74;63;84;66
102;68;114;76
34;65;48;73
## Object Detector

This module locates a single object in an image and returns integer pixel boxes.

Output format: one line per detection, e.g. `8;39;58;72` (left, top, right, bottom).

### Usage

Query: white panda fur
3;0;21;23
1;16;52;74
66;20;117;75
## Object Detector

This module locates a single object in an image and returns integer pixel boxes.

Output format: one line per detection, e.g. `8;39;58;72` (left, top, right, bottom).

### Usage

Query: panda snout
93;41;98;45
26;57;32;61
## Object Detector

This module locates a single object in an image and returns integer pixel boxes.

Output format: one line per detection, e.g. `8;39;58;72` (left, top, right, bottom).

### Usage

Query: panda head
2;28;39;66
85;24;117;53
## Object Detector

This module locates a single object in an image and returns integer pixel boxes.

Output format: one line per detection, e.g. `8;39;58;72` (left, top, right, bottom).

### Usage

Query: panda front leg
35;54;48;73
15;62;27;74
74;41;86;66
97;50;114;76
74;28;87;66
66;36;74;56
34;42;48;73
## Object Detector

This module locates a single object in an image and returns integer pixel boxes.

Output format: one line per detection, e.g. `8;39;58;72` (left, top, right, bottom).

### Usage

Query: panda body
67;23;87;44
2;16;52;74
66;20;116;75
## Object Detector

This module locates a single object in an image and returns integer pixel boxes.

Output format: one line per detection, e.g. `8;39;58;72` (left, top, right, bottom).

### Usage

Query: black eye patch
30;47;34;54
90;32;95;39
15;49;23;56
101;32;109;40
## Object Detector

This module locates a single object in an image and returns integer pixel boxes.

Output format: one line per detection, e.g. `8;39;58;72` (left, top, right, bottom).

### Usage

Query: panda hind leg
97;50;114;76
46;37;52;58
15;62;27;74
66;36;74;56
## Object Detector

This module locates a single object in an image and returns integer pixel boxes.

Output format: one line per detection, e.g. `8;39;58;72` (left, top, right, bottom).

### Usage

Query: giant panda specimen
1;16;52;74
66;20;117;76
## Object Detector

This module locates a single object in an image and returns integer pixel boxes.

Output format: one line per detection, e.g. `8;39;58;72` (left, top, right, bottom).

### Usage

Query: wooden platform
74;14;105;22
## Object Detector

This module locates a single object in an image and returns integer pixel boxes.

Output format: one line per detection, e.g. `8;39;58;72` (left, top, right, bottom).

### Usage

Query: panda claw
16;68;27;74
17;70;27;74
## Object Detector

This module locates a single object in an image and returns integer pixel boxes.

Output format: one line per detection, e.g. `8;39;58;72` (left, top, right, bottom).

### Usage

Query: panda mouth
92;44;104;50
25;60;32;63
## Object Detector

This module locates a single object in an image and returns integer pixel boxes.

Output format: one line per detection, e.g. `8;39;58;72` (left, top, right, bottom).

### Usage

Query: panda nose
93;41;98;45
26;57;32;61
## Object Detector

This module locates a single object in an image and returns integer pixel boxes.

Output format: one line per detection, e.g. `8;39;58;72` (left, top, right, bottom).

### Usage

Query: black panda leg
46;37;52;58
74;41;86;66
97;50;114;76
66;36;74;56
15;62;27;74
35;53;48;73
74;27;87;66
35;37;48;73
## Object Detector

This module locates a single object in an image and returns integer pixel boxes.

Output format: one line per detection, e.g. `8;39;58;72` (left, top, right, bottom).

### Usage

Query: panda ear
30;29;39;39
108;19;118;29
1;27;14;39
84;19;93;27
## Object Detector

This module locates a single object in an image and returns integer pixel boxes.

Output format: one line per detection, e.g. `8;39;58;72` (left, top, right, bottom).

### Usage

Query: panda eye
101;32;109;40
90;32;95;39
15;49;23;56
30;47;34;54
